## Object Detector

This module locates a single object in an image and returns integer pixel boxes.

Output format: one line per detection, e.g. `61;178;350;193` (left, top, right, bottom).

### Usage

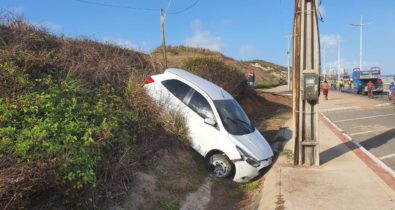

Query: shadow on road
320;128;395;165
360;128;395;150
320;141;358;165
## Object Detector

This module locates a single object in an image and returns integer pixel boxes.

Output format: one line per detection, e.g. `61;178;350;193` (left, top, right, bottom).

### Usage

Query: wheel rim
211;159;229;178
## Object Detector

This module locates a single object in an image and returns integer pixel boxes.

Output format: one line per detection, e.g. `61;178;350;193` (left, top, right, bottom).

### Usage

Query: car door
183;89;224;156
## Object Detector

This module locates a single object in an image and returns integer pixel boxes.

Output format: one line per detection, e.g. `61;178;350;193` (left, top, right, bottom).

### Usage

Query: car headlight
236;146;261;167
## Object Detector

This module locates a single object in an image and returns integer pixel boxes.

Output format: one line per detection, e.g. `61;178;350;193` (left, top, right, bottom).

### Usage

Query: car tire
208;154;233;178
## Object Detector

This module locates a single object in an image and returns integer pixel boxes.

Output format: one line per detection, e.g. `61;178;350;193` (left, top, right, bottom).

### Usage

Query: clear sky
2;0;395;75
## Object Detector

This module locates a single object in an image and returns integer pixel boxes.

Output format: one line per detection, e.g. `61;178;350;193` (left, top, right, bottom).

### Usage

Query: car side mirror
204;118;216;126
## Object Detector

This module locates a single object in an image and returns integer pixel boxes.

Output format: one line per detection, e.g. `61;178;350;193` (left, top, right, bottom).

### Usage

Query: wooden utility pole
287;35;292;91
160;8;168;68
292;0;320;166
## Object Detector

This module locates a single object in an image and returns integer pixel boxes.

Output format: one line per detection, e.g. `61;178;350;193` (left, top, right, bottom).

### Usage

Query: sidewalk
260;85;292;96
258;89;395;210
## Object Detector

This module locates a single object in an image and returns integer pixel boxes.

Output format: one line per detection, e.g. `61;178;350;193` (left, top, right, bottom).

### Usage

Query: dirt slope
152;46;287;88
0;15;291;209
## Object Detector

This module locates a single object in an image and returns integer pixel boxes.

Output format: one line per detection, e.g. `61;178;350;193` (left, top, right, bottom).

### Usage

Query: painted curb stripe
319;112;395;191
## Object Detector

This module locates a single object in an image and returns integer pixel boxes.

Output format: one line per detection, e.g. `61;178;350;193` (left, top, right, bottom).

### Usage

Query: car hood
230;129;273;161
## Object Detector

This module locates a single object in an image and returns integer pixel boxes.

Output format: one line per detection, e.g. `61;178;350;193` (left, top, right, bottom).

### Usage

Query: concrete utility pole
160;9;168;68
292;0;320;166
351;16;369;70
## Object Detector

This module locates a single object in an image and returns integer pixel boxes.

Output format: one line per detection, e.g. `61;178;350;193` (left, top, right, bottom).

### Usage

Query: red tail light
378;79;382;84
144;76;154;85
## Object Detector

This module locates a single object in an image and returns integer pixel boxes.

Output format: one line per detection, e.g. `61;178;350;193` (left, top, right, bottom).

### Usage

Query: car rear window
162;79;191;101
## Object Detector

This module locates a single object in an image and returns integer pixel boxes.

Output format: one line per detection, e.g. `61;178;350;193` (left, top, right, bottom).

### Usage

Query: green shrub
160;200;180;210
0;62;31;97
255;80;275;89
182;56;247;97
0;62;137;189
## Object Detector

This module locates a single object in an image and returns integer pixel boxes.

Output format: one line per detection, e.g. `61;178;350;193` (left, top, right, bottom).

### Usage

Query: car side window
162;79;191;101
188;91;215;119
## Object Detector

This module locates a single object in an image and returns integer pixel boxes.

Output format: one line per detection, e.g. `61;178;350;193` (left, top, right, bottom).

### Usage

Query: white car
144;68;273;183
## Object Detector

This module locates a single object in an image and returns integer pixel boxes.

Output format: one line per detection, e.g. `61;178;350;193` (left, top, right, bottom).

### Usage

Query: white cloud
185;19;224;52
191;19;201;31
35;21;62;32
221;19;233;25
102;37;148;52
321;34;342;49
239;44;258;55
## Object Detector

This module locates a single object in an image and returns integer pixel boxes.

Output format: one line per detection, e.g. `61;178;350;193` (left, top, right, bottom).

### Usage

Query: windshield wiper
234;118;253;130
226;117;253;130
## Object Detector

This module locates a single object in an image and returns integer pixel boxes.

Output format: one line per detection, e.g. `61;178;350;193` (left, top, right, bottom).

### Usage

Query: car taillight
378;79;382;84
144;76;154;84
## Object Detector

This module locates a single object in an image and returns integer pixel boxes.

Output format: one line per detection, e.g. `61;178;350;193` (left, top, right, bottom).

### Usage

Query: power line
166;0;173;14
318;0;324;22
73;0;157;11
163;0;173;19
168;0;201;14
72;0;201;14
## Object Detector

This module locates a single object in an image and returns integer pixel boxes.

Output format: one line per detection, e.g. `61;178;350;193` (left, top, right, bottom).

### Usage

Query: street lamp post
351;16;370;70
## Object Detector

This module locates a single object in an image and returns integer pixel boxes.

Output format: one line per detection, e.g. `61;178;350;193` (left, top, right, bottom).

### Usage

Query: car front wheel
208;154;233;178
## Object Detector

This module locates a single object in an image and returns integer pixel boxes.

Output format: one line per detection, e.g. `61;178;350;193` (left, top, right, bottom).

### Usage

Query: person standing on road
247;70;255;88
367;80;374;98
389;82;395;105
322;80;329;100
339;79;344;92
388;82;394;100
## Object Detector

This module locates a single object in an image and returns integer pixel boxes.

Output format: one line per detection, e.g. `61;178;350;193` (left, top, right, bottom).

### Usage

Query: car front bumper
232;157;272;183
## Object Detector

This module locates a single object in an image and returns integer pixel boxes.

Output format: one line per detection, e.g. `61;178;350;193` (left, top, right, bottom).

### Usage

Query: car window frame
161;79;218;125
161;79;192;102
187;90;215;120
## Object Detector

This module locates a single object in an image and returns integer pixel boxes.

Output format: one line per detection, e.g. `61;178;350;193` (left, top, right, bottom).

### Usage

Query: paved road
320;89;395;171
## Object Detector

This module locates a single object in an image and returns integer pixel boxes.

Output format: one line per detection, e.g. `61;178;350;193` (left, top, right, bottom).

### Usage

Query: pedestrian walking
339;79;344;92
322;80;329;100
367;80;374;98
389;82;395;105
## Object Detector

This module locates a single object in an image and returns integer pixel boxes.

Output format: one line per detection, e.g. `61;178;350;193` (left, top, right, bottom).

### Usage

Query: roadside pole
292;0;320;166
287;35;292;91
160;9;168;68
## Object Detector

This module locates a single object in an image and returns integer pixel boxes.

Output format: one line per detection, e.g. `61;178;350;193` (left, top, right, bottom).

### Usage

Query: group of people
321;79;395;105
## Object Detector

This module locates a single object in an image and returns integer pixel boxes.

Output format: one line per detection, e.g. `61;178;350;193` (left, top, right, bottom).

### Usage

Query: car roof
165;68;233;100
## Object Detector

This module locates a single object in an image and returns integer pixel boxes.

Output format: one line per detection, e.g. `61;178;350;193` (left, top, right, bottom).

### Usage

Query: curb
319;112;395;191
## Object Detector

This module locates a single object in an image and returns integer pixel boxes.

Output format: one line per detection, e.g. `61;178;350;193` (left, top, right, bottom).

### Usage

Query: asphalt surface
320;90;395;172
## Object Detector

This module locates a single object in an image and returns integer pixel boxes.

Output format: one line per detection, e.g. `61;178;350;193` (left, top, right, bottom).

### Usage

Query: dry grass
0;15;158;88
0;15;165;209
0;13;290;210
151;45;287;89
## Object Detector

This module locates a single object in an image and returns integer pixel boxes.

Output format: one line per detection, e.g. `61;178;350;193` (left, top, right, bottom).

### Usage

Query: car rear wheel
208;154;233;178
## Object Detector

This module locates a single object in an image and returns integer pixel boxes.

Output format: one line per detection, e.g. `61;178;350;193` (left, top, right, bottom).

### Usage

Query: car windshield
214;99;254;135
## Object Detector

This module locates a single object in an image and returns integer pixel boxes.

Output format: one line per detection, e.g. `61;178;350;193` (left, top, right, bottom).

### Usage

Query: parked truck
352;67;383;95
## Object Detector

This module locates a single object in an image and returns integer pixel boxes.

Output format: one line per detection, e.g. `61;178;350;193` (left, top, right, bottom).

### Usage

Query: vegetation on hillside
182;56;247;98
152;45;287;89
0;17;173;209
0;14;289;209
